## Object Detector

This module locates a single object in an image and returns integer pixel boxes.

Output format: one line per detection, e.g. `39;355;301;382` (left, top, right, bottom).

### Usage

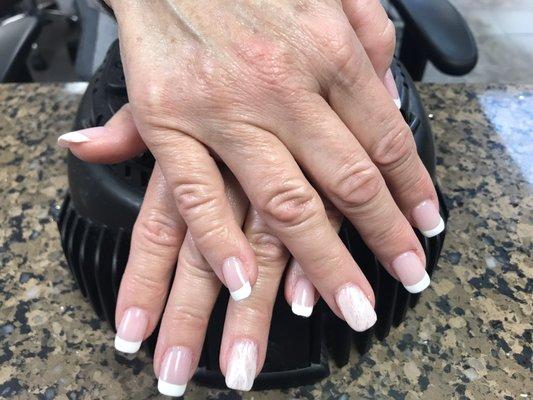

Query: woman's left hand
66;105;343;394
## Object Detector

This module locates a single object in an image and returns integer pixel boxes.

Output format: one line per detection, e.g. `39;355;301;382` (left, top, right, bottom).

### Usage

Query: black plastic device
57;41;448;390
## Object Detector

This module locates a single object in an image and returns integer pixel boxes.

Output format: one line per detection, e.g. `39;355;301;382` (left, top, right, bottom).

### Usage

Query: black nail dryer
57;40;447;390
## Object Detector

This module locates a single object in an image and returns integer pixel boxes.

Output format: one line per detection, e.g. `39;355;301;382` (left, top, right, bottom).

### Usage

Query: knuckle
330;158;383;210
248;230;287;264
372;123;415;169
308;252;346;283
398;168;438;204
324;29;358;71
124;268;167;300
368;216;407;248
260;180;320;230
179;237;219;276
165;306;209;331
172;182;217;220
131;79;174;120
179;245;212;273
232;301;272;326
133;210;181;252
193;220;231;250
314;22;364;85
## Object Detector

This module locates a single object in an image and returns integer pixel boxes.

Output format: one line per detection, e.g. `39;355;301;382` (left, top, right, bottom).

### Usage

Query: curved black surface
393;0;478;75
0;15;40;82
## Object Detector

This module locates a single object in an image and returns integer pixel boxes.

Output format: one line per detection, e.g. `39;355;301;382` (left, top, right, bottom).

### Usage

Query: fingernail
158;346;192;397
384;68;401;109
222;257;251;301
335;284;377;332
391;251;430;293
412;200;445;238
291;276;315;318
225;339;257;391
57;127;106;148
114;307;149;354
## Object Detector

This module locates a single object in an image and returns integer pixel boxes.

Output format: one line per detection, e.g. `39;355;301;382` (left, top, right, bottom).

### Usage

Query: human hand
105;0;440;301
58;3;446;394
65;106;345;394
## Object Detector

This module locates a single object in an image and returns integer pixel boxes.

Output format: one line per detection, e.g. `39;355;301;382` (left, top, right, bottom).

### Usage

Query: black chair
0;0;79;82
0;12;40;82
0;0;477;83
392;0;478;80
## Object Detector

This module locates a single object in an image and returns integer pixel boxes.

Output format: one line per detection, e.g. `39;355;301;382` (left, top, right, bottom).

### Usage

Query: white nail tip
291;303;313;318
336;285;377;332
57;131;90;146
114;335;142;354
157;379;187;397
403;271;431;294
394;98;402;109
225;340;257;391
230;282;251;301
420;217;445;238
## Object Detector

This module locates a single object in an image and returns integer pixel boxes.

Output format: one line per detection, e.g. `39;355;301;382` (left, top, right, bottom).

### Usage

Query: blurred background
1;0;532;85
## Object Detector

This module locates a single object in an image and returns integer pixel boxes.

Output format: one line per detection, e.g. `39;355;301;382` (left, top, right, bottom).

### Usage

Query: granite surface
0;83;531;399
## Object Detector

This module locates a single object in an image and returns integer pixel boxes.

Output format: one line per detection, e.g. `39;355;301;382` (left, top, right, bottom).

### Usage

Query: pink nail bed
384;68;401;109
412;200;445;238
158;346;192;397
222;257;251;301
391;252;430;293
291;277;315;318
114;307;149;354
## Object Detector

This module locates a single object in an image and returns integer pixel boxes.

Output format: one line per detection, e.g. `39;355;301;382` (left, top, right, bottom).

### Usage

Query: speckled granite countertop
0;83;531;399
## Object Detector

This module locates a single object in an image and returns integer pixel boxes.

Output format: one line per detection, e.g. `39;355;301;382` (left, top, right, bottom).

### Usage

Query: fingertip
230;281;252;301
57;130;92;148
114;336;142;354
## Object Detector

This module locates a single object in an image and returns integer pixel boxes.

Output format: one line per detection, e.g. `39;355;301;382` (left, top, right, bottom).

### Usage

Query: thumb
57;103;147;164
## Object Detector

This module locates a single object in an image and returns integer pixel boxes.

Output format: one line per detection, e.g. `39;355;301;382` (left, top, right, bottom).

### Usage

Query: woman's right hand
62;0;443;323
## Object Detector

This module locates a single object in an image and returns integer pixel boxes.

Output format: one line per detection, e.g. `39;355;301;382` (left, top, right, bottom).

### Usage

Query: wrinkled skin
66;0;440;393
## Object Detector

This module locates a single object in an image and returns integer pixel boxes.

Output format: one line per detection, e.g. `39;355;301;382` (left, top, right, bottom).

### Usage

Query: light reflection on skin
477;90;533;184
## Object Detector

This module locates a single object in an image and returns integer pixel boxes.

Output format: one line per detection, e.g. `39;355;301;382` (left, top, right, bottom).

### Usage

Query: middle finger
221;206;289;391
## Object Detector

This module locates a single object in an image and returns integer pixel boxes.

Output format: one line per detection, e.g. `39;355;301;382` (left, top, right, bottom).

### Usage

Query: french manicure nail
391;251;430;293
335;284;377;332
114;307;149;354
57;127;106;148
158;346;192;397
291;276;315;318
384;68;401;109
222;257;251;301
412;200;445;238
225;339;257;391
